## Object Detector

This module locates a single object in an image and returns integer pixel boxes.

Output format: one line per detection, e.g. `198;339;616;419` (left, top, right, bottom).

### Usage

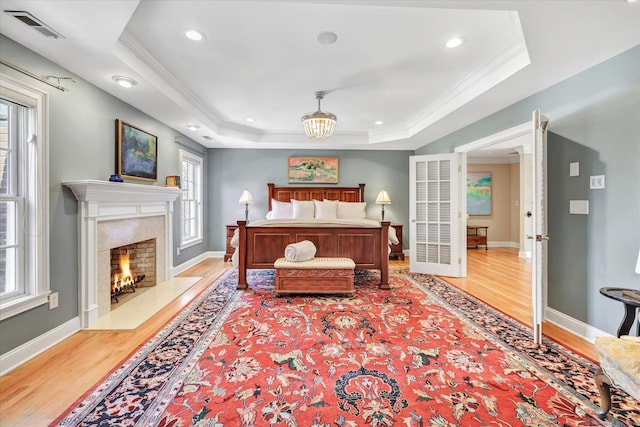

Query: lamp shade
636;249;640;275
375;190;391;205
238;189;253;204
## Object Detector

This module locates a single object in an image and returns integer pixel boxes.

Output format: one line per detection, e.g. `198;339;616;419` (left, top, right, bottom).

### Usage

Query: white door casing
451;113;548;344
454;121;533;275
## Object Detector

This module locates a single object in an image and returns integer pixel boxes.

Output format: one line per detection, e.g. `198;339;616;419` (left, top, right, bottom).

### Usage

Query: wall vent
4;10;64;39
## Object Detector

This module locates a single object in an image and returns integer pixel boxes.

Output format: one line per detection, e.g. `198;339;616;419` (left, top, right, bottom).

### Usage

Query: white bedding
249;218;380;227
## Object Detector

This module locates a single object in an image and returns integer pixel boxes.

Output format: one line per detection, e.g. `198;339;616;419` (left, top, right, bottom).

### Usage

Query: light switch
570;200;589;215
590;175;605;189
570;162;579;177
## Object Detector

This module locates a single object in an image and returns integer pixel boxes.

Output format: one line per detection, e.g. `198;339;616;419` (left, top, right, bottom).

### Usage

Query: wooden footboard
236;220;390;290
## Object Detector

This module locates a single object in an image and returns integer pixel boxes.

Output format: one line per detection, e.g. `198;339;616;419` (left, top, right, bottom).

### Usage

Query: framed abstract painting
288;157;338;184
467;172;492;215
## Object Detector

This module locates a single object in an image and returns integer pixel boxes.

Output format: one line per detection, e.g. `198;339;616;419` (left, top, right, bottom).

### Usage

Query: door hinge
458;257;461;264
527;234;550;241
458;165;462;172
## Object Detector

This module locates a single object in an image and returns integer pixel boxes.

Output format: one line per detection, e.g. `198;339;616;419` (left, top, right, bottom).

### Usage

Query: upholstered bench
594;335;640;419
274;257;355;296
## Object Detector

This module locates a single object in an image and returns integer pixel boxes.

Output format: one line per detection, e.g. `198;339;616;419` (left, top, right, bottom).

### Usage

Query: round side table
599;287;640;337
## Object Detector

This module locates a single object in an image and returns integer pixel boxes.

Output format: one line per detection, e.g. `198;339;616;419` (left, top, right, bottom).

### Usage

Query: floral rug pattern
52;269;639;426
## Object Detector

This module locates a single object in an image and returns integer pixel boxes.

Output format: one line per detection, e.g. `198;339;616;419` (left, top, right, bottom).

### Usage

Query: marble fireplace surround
63;180;183;328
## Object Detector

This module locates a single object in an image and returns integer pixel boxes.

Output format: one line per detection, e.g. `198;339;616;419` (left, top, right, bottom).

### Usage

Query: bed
235;183;390;290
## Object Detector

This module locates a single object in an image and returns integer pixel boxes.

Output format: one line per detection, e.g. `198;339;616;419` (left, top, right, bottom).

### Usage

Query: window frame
178;148;203;250
0;74;50;320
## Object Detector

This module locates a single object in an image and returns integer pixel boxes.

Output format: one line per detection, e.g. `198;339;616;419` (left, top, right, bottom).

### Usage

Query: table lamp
375;190;391;221
239;189;253;222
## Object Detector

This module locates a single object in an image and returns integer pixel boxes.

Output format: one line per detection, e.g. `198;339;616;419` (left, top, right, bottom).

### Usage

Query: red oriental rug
52;269;639;426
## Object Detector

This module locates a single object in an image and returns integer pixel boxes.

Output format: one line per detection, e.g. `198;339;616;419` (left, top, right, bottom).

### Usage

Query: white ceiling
1;0;638;151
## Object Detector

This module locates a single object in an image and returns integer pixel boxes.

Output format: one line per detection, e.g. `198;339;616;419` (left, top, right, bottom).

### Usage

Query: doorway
454;121;535;326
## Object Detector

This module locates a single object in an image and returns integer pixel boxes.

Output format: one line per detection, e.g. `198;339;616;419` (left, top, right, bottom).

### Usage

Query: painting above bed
288;157;338;184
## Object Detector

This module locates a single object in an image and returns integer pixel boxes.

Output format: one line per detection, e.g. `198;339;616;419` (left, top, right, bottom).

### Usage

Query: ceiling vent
4;10;64;39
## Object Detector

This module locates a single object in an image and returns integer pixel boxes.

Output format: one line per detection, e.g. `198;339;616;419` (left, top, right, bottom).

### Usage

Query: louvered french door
530;110;549;344
409;154;462;277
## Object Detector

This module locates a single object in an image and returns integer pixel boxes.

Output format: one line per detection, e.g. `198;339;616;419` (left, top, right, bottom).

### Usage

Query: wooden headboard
267;183;365;210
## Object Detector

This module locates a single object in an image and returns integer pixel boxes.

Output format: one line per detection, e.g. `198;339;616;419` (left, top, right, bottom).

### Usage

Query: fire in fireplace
110;238;156;303
111;249;144;302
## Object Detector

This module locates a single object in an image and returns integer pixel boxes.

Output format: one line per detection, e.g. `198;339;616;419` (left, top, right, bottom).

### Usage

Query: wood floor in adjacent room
0;250;597;426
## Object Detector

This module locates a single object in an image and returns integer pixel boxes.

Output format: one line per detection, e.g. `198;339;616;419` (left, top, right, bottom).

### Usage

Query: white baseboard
518;251;532;258
545;307;611;344
171;251;222;276
487;241;519;248
0;316;81;376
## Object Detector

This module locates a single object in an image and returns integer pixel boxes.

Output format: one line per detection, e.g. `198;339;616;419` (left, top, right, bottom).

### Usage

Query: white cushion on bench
274;257;355;269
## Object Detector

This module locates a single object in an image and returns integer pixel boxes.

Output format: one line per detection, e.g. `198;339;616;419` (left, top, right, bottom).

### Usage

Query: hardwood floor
0;259;227;427
444;247;597;360
446;247;533;325
0;252;596;426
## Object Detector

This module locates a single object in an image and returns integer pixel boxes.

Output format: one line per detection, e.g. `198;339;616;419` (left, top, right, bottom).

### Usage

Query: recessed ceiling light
375;120;384;125
112;76;137;88
446;37;464;48
186;124;200;131
202;135;213;140
185;29;205;41
245;118;255;123
317;31;338;45
625;0;638;3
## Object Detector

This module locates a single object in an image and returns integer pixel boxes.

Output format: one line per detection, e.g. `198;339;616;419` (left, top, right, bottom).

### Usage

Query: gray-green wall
0;35;207;354
207;149;412;252
416;45;640;336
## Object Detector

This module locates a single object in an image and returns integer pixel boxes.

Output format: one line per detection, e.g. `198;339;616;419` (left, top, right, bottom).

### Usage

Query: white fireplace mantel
63;180;183;328
63;179;183;203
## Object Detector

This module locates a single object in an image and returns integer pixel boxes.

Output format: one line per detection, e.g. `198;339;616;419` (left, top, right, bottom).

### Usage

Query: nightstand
389;224;404;260
224;224;238;262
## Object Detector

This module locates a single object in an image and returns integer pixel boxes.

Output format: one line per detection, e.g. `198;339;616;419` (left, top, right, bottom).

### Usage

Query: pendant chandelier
301;91;337;140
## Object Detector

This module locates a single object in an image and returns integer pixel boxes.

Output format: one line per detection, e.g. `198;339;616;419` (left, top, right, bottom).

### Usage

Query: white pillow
292;199;315;219
388;225;399;245
314;199;338;219
337;201;367;219
270;199;293;219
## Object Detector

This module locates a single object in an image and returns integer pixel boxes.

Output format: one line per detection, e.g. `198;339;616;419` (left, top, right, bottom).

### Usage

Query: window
0;74;50;320
0;99;22;299
179;149;203;248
